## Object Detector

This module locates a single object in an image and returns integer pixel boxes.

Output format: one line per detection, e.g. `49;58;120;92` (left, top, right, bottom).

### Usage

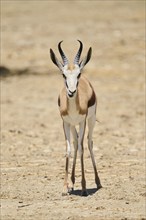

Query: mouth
67;90;76;98
68;93;74;98
67;89;76;98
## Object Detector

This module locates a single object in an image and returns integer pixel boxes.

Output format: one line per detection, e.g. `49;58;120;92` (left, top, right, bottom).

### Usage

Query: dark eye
77;73;81;79
62;74;66;79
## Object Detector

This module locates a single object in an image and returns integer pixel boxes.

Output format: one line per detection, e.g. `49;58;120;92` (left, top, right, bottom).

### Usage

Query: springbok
50;40;102;196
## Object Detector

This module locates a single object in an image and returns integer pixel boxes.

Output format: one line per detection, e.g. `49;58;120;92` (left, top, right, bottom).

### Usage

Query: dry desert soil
1;1;145;220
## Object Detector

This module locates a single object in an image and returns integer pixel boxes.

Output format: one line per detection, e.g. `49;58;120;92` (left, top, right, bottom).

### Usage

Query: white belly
63;114;85;125
62;104;96;126
87;104;96;119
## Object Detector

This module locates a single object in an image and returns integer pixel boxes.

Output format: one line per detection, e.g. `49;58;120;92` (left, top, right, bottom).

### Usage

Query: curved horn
74;40;83;65
58;41;68;66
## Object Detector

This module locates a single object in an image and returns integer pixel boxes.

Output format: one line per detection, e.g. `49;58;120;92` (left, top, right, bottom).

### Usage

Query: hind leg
88;115;102;189
78;120;88;196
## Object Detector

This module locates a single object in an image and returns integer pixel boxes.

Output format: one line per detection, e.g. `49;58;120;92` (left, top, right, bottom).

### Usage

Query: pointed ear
50;49;63;71
79;47;92;70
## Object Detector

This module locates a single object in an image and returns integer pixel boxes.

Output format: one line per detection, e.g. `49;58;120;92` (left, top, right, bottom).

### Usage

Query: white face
50;41;92;98
62;65;81;98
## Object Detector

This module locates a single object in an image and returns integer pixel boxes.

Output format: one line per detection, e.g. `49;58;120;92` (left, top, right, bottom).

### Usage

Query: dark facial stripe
77;73;81;79
65;81;68;88
62;74;66;79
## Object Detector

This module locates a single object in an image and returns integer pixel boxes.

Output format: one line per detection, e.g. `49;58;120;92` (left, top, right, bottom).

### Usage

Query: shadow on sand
69;187;101;197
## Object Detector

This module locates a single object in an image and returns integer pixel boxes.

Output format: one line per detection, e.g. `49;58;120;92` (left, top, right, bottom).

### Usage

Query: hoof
68;187;74;193
62;186;69;196
62;186;74;196
81;189;88;197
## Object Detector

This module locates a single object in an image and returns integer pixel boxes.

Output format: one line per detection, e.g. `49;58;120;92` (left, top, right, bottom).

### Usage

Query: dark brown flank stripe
58;96;60;107
58;95;68;116
88;89;96;108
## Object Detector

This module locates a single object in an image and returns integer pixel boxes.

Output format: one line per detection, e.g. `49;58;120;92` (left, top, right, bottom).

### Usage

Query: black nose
69;90;76;94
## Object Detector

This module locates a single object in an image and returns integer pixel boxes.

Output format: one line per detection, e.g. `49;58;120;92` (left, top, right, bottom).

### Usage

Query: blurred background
1;1;145;220
1;1;145;74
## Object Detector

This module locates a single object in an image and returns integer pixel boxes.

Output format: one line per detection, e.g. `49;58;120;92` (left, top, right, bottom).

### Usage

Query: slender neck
67;91;79;112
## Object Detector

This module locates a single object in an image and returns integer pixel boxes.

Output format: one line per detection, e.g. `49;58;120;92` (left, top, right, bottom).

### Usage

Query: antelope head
50;40;92;98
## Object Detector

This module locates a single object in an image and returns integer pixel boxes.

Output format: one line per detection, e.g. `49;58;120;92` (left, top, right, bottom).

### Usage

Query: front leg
62;121;71;196
70;126;78;190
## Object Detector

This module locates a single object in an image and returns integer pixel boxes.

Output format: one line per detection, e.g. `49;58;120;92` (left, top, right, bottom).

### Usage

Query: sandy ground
1;1;145;220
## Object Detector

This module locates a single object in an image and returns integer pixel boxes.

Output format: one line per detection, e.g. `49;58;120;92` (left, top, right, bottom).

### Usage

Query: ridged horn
74;40;83;65
58;41;68;66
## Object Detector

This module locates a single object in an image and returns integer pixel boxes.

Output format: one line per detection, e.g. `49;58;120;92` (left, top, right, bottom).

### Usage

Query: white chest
62;98;86;125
